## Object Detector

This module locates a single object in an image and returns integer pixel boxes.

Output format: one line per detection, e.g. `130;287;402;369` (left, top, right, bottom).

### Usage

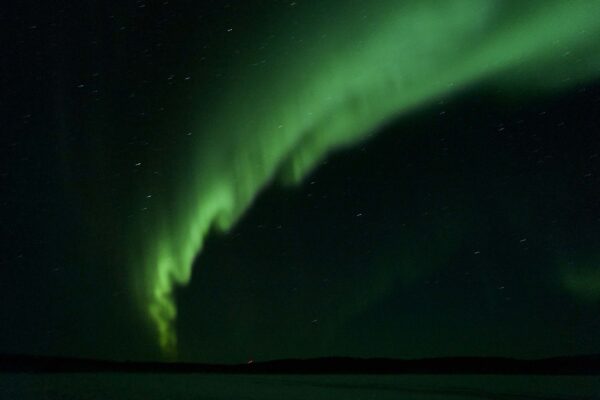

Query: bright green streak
135;1;600;356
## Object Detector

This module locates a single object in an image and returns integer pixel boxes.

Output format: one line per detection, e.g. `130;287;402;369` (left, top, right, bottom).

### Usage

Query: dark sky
2;1;599;363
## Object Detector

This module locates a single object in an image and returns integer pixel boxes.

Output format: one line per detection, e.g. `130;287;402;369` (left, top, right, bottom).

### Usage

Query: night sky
2;1;600;363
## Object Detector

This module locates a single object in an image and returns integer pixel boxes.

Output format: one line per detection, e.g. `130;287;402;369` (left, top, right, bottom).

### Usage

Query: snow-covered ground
1;373;598;399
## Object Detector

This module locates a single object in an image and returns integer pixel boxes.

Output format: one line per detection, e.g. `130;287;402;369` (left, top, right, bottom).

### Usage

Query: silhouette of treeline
1;354;598;375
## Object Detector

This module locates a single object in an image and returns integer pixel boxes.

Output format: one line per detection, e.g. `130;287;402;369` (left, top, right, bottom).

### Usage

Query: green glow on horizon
133;1;600;356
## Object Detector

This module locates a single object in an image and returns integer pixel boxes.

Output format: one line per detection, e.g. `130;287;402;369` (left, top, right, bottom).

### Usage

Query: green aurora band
133;1;600;356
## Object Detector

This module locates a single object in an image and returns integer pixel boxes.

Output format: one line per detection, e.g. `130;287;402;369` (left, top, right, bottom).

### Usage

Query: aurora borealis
2;1;600;363
136;1;600;356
